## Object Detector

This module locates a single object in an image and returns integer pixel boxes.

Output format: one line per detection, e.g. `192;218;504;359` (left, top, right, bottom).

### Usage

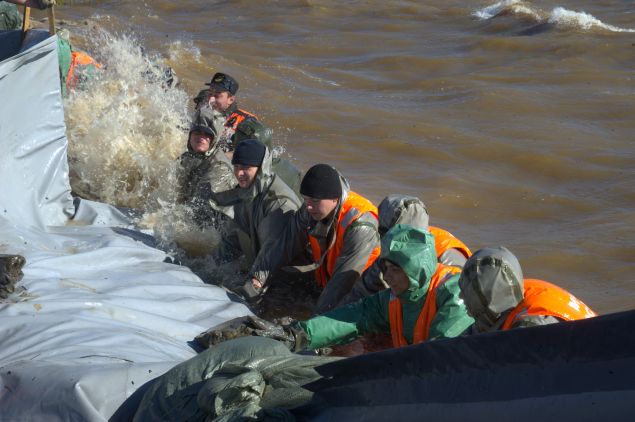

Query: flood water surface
47;0;635;314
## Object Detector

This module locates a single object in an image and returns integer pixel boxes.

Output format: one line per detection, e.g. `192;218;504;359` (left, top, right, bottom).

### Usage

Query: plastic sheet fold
0;31;249;420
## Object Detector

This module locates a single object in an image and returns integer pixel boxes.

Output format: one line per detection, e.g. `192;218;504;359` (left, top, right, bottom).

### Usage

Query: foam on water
473;0;542;21
548;7;635;33
473;1;635;33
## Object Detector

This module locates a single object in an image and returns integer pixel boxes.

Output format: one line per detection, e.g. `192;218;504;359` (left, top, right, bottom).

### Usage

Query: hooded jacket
216;147;301;283
251;172;380;314
297;225;473;349
345;194;471;303
177;124;237;222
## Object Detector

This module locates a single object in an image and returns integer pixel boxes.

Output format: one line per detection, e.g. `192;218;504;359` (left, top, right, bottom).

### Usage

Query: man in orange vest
458;246;597;333
249;164;380;313
201;225;473;351
344;194;471;303
197;72;257;153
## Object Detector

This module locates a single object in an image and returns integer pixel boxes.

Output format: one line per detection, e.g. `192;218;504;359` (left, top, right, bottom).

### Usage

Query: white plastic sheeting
0;31;249;420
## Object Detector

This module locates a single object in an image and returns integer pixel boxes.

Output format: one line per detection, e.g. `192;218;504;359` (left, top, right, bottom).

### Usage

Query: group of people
179;71;597;354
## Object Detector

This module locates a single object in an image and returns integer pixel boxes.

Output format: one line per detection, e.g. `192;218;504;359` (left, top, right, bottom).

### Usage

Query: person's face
189;130;213;153
303;197;339;221
234;164;259;188
211;90;235;112
383;260;410;296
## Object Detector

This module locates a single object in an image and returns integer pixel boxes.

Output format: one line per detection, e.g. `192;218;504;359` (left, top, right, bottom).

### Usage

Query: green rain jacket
298;225;473;349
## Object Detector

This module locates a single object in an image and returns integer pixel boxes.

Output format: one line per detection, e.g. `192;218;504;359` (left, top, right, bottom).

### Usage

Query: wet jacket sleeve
314;212;380;314
250;204;310;284
428;274;475;340
298;290;390;349
249;201;296;284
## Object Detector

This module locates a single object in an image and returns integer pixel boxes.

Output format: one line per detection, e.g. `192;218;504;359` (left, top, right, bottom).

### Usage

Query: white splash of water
167;39;202;63
140;201;220;256
548;7;635;33
64;30;191;210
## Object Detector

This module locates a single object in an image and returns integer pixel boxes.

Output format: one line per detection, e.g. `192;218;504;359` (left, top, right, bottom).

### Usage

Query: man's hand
195;315;308;352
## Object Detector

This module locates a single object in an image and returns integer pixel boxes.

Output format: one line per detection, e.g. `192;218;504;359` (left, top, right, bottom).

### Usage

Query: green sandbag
0;2;21;31
133;336;340;422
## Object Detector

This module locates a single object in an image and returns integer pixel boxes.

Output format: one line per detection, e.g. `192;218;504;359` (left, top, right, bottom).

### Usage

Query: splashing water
64;30;191;210
62;29;239;268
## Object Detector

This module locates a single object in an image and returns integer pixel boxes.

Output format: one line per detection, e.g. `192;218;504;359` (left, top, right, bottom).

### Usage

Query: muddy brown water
28;1;634;317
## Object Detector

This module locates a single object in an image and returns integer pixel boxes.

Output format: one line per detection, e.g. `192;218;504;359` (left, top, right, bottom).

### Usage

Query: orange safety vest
502;279;597;330
308;191;381;289
225;109;257;131
388;264;461;347
66;51;102;91
429;226;471;261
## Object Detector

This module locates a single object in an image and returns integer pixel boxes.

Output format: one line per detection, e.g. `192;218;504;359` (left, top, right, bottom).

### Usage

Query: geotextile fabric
0;32;250;420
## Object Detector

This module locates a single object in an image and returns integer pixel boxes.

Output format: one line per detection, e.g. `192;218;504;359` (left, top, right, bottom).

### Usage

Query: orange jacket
389;264;461;347
226;109;257;131
429;226;471;261
309;191;380;289
502;279;597;330
66;51;101;91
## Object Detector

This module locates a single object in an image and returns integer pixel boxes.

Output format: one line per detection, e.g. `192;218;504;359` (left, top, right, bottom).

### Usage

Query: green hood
380;224;437;302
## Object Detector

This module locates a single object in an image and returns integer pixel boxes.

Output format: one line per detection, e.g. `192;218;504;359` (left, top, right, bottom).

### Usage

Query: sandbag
133;337;340;421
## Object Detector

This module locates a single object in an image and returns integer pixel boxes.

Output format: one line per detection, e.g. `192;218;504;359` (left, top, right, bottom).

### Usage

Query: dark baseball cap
205;72;239;95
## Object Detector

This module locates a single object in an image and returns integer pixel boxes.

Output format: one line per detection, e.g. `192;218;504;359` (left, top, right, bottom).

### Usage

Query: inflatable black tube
298;310;635;421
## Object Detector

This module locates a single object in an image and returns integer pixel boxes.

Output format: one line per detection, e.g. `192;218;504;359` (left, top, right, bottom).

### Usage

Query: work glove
195;315;309;352
0;254;26;299
34;0;56;10
229;279;264;305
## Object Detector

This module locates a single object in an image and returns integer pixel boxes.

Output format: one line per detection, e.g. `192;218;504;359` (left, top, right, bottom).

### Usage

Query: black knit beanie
300;164;342;199
231;139;266;167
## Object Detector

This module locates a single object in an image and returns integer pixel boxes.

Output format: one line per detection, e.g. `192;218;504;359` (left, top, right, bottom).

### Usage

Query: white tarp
0;31;249;420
